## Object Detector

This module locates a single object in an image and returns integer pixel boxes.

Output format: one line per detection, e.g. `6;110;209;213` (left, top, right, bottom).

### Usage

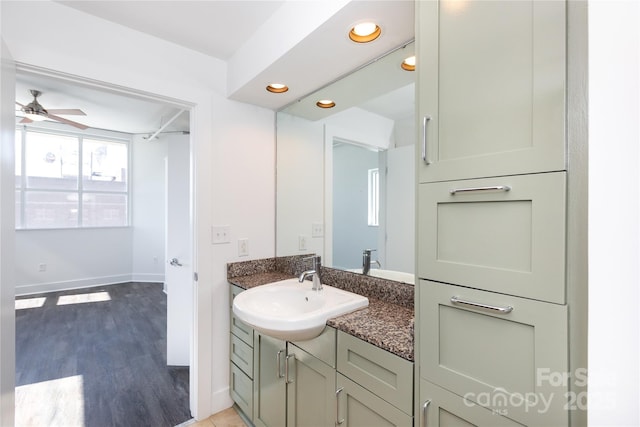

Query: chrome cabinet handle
276;350;284;378
336;387;345;425
451;296;513;314
422;115;432;165
285;354;295;384
449;185;511;195
422;400;431;427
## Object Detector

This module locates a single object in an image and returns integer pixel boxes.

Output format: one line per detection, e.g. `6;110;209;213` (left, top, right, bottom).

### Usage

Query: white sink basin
232;278;369;341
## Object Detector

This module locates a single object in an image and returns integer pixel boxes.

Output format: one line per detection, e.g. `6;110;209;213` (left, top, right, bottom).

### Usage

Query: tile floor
189;406;248;427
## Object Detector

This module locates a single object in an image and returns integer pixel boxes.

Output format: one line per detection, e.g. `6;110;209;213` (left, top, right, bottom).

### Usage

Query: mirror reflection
276;42;415;284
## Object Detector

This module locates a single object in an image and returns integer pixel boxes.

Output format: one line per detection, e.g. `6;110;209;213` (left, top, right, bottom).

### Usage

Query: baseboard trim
15;274;166;296
210;387;234;417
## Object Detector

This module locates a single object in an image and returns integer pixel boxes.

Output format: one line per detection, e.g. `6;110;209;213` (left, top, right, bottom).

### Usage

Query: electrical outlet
312;222;324;237
38;263;47;272
238;238;249;257
211;225;231;244
298;235;308;251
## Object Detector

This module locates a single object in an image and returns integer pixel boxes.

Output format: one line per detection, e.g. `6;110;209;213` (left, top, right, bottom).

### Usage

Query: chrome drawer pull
450;296;513;314
276;349;285;378
422;400;431;427
336;387;345;425
449;185;511;195
285;353;295;384
422;115;432;165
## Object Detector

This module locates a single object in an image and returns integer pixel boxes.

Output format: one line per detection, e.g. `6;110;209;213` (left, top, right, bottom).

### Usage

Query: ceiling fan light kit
17;89;89;130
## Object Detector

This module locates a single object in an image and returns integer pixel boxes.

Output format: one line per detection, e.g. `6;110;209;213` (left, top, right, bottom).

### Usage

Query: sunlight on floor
57;291;111;305
15;297;46;310
15;375;85;427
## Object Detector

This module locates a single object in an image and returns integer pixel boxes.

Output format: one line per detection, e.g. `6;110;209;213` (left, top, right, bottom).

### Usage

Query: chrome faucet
362;249;381;275
298;255;323;291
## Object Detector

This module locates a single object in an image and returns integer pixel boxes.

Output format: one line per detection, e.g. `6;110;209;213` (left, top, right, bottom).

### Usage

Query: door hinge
193;272;199;282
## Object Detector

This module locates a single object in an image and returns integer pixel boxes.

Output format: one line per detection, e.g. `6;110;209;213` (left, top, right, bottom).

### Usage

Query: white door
0;37;16;426
165;133;193;366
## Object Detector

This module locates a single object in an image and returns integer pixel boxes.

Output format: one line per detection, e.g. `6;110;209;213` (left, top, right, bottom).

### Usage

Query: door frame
11;62;209;419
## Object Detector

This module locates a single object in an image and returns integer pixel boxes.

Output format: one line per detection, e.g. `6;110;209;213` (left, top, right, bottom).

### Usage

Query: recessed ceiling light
349;22;381;43
316;100;336;109
266;83;289;93
401;55;416;71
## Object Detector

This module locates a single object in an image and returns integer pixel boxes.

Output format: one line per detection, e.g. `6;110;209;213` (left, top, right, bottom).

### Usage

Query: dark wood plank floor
15;282;191;427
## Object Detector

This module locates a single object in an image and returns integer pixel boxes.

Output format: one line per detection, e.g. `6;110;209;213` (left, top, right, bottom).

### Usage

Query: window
15;129;129;229
368;168;379;226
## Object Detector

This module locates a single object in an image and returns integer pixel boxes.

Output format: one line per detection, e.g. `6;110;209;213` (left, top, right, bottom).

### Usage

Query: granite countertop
228;271;414;362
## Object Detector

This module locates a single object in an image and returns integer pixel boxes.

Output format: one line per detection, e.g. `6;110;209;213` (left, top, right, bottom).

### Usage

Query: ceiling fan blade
19;117;33;124
47;109;86;116
46;113;89;130
15;101;25;108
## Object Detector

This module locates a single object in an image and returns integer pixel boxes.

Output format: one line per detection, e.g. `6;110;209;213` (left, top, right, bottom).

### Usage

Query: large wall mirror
276;42;416;284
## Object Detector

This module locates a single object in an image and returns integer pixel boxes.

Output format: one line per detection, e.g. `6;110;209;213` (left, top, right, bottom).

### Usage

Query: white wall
276;112;324;258
2;0;276;419
588;1;640;425
15;228;133;295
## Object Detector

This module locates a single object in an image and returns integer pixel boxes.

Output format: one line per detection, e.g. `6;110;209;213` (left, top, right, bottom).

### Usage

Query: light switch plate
212;226;230;244
312;222;324;237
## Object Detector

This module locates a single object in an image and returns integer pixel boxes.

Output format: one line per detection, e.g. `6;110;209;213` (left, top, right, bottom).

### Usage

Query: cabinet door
420;280;568;426
286;344;336;427
419;379;524;427
253;333;287;427
337;374;412;427
417;0;566;182
418;172;566;304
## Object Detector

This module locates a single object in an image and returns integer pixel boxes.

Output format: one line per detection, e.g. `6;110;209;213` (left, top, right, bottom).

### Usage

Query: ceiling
15;1;415;135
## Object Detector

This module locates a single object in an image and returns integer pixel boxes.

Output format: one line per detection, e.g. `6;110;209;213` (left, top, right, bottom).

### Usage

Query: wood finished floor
15;282;191;427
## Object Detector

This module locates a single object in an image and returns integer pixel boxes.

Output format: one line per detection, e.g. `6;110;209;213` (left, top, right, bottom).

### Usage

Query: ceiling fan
16;89;89;130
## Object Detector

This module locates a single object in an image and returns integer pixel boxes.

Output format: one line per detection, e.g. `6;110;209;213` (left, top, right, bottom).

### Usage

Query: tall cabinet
415;1;575;426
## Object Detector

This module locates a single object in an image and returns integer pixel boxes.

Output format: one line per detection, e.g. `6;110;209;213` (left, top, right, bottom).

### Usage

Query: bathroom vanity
227;257;414;427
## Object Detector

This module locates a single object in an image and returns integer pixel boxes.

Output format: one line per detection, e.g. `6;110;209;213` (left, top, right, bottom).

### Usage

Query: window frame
15;125;131;230
367;167;380;227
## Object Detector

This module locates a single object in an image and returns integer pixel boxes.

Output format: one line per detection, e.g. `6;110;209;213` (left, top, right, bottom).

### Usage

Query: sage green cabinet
253;332;287;427
230;363;253;419
417;172;567;304
337;331;413;416
417;0;566;183
419;280;568;426
253;327;338;427
286;344;336;427
336;374;412;427
229;285;254;421
419;379;523;427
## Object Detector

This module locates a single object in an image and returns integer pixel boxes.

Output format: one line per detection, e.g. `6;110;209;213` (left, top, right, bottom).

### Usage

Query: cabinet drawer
230;362;253;421
337;331;413;415
420;280;568;426
337;373;412;427
419;379;524;427
231;311;254;346
231;333;253;378
418;172;566;303
230;284;244;305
